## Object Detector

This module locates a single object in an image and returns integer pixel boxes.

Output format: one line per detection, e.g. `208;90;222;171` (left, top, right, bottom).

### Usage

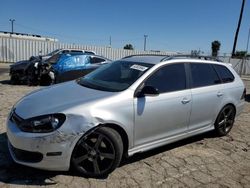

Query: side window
145;63;186;93
61;50;69;54
190;63;221;88
90;57;106;64
69;51;84;55
213;64;235;83
71;50;82;53
47;54;60;64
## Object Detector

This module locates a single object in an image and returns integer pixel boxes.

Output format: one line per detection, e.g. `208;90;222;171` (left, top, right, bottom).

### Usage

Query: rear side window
190;63;221;88
61;50;69;54
213;64;234;83
90;57;106;64
145;63;186;93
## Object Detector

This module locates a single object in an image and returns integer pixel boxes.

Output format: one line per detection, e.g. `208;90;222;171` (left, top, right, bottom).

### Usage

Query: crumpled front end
7;111;99;171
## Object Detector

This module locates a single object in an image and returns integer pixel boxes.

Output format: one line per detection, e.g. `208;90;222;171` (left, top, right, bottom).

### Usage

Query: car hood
10;60;31;71
14;81;116;119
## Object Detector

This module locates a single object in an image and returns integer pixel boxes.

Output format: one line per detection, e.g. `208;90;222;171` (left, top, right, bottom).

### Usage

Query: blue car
46;53;111;84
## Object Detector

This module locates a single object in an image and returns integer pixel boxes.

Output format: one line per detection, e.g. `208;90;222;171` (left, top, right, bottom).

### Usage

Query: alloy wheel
71;127;123;177
216;105;235;136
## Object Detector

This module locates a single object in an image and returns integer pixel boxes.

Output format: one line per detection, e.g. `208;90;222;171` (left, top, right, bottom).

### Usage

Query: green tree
123;44;134;50
235;51;247;58
211;40;221;57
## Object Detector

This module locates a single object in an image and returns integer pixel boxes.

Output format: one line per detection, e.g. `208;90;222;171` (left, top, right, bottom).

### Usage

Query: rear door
188;63;223;131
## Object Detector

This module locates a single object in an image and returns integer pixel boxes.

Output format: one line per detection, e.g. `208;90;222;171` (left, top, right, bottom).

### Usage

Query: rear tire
214;105;236;136
71;127;123;178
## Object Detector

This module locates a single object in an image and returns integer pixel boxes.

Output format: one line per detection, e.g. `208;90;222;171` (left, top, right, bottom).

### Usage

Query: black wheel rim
217;106;235;134
72;132;115;175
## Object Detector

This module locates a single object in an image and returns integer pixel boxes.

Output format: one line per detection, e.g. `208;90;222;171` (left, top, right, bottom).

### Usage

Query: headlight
20;114;66;133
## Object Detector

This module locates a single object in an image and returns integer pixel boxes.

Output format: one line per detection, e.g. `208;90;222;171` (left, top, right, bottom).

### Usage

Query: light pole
9;19;15;33
109;36;112;48
232;0;245;57
240;26;250;76
246;27;250;54
144;35;148;51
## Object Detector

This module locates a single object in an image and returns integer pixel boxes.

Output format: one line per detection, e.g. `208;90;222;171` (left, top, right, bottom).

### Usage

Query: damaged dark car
9;53;111;86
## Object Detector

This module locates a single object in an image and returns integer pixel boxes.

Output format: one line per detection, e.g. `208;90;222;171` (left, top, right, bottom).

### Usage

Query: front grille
9;143;43;163
9;111;24;127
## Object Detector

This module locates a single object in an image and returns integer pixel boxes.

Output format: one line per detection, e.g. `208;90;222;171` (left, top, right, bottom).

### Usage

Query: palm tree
212;40;221;57
232;0;245;57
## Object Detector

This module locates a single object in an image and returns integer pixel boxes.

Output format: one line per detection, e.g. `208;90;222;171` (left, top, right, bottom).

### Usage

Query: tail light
241;88;246;100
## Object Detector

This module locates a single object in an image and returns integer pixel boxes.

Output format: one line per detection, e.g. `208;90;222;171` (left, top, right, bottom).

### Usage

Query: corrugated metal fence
222;57;250;76
0;37;175;62
1;37;250;75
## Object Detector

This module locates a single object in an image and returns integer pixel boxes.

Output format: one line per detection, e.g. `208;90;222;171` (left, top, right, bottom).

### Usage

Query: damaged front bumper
6;118;82;171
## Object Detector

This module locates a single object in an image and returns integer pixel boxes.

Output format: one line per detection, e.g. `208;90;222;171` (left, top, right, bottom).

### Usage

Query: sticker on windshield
130;64;148;71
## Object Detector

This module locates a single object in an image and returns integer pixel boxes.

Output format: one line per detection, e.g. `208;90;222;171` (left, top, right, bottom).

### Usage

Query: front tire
71;127;123;178
214;105;236;136
10;75;19;85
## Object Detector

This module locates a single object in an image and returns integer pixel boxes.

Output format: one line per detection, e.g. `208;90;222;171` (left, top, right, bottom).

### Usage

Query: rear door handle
217;92;223;97
181;98;191;104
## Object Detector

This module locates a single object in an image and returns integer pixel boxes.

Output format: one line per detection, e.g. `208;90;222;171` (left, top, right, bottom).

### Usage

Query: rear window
213;64;235;83
90;57;106;64
190;63;221;88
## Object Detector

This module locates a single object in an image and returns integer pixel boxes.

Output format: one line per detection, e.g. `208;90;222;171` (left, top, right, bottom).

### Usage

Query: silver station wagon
7;55;246;177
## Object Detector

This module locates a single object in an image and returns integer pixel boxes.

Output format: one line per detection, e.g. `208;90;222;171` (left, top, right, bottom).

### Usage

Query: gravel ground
0;64;250;188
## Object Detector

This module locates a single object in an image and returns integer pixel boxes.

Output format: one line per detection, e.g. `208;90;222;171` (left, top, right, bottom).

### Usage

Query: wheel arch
71;123;129;159
221;103;236;114
100;123;129;158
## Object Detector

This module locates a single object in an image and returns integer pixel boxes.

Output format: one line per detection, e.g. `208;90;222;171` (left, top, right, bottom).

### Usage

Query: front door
134;63;192;146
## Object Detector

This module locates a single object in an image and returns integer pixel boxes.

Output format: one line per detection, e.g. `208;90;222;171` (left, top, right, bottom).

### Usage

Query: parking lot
0;63;250;188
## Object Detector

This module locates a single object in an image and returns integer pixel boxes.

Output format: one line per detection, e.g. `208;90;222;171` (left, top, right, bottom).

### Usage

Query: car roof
122;54;223;65
58;48;89;51
57;48;96;54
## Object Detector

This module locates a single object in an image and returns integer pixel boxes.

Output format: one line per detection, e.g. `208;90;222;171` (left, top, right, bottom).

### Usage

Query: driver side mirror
136;85;159;98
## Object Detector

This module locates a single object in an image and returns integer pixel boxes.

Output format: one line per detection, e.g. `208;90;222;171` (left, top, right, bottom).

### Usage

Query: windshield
45;54;60;64
78;60;153;92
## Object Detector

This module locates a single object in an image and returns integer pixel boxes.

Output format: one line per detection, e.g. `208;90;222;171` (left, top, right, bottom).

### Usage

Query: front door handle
217;92;223;97
181;98;191;104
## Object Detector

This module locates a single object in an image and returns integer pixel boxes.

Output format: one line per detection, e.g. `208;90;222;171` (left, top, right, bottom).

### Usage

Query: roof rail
161;54;223;62
122;54;169;59
121;54;223;62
